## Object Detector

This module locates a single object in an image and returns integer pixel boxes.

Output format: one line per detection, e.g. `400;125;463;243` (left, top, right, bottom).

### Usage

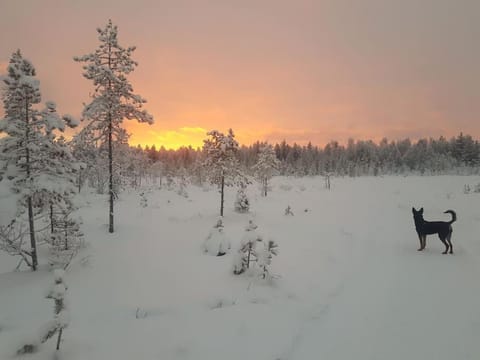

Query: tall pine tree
74;20;153;233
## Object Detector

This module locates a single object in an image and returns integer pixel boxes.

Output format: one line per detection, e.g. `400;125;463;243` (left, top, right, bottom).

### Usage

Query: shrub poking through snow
233;220;262;275
475;183;480;193
48;207;84;270
256;240;279;280
324;172;333;190
177;168;189;198
17;269;69;354
203;218;230;256
139;192;148;208
234;185;250;213
285;205;294;216
464;184;471;194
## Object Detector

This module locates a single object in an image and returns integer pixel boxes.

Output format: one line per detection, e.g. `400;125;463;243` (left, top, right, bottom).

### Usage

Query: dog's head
412;207;424;223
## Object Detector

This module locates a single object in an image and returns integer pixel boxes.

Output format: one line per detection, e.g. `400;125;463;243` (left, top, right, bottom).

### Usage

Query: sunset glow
1;1;479;149
124;124;208;150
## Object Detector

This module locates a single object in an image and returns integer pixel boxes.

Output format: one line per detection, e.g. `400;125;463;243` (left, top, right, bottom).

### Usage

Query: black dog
412;208;456;254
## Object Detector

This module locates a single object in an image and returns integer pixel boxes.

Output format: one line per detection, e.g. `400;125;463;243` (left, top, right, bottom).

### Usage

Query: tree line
138;132;480;179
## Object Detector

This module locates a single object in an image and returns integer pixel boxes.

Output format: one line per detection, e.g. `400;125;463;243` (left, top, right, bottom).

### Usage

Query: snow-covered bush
176;169;189;198
17;269;69;354
233;220;262;275
47;207;84;270
203;218;230;256
474;183;480;193
177;180;189;198
139;192;148;207
256;240;279;280
234;185;250;213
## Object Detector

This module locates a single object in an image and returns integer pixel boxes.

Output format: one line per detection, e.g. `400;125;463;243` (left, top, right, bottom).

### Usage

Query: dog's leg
446;231;453;254
439;236;448;254
417;234;423;251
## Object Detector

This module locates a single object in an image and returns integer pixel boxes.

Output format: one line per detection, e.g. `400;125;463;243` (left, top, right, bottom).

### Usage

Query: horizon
136;131;475;152
1;0;479;150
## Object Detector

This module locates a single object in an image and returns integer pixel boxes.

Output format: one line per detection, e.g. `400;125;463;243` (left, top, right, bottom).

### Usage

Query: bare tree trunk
220;174;225;217
78;171;82;193
27;197;37;271
50;204;54;234
25;99;37;271
56;328;63;350
107;41;115;234
108;112;114;233
64;217;69;250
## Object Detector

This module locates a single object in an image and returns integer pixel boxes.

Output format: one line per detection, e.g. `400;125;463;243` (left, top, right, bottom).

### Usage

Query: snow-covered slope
1;176;479;360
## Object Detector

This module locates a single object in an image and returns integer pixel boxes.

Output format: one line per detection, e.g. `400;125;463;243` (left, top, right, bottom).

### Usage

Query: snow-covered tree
71;126;102;193
74;20;154;233
0;50;78;270
41;269;69;350
233;220;262;275
203;217;230;256
17;269;69;354
203;129;247;216
176;167;189;198
48;205;84;270
255;239;279;280
39;102;80;231
234;184;250;213
253;144;280;196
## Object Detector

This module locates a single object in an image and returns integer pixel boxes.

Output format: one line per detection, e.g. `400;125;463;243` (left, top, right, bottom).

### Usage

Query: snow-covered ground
1;175;480;360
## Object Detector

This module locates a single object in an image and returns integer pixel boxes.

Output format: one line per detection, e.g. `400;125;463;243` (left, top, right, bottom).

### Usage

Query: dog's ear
412;207;416;213
419;208;424;214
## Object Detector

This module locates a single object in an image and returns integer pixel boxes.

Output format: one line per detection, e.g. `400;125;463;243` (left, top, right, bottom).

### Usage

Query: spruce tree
0;50;42;270
234;184;250;213
203;129;247;216
252;143;280;196
74;20;153;233
0;51;77;270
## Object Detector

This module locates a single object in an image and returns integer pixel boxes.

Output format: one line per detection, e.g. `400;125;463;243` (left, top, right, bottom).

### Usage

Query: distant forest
138;132;479;178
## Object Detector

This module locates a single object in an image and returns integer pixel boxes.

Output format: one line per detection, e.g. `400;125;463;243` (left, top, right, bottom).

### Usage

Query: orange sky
1;0;479;149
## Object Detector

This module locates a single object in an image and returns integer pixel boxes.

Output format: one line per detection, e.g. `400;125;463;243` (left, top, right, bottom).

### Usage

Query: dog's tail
444;210;456;224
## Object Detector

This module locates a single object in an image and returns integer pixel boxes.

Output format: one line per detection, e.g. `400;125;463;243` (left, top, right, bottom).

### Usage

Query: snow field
1;176;480;359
